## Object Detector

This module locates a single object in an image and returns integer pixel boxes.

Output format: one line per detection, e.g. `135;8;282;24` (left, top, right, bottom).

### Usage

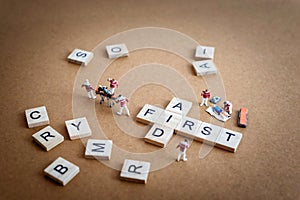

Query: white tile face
175;117;202;139
194;122;222;144
120;159;151;184
192;60;217;76
25;106;50;128
165;97;192;116
106;43;129;59
155;110;182;129
65;117;92;140
195;45;215;59
216;128;243;152
32;126;64;151
67;48;94;66
136;104;164;125
85;139;112;160
44;157;80;186
144;124;174;148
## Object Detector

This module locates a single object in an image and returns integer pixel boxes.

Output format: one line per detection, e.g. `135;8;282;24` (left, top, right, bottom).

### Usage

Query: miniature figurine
115;94;130;116
200;89;211;106
223;101;233;115
107;78;118;94
176;139;189;161
95;85;116;107
81;79;96;99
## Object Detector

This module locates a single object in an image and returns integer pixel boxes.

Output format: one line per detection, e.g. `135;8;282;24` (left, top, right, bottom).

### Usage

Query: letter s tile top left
65;117;92;140
144;124;174;148
32;126;64;151
120;159;151;184
44;157;80;186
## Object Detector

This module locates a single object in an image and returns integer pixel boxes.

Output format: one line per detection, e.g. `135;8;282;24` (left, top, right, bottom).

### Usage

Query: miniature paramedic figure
81;79;96;99
176;139;189;162
200;89;211;106
107;78;118;94
115;95;130;116
224;101;233;115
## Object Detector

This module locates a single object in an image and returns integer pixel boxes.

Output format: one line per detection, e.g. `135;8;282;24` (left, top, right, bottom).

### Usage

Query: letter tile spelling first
44;157;80;186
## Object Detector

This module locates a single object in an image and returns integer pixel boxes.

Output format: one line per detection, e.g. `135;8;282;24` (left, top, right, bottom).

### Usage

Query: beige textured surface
0;0;299;199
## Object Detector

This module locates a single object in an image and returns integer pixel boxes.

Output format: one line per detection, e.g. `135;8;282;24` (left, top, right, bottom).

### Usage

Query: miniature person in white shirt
200;89;211;106
107;78;119;94
81;79;96;99
115;94;130;116
176;139;189;161
223;101;233;115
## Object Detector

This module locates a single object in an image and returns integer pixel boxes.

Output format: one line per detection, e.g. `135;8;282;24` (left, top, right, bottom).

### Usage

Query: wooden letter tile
25;106;50;128
67;48;94;66
120;159;151;184
165;97;192;116
195;45;215;59
65;117;92;140
144;124;174;148
32;126;64;151
155;110;182;129
136;104;164;125
44;157;80;186
216;128;243;152
192;60;217;76
194;122;222;145
106;43;129;59
85;139;112;160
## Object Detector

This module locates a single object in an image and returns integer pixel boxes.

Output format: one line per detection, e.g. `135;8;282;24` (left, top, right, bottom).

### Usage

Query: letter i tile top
85;139;113;160
25;106;50;128
65;117;92;140
32;126;64;151
120;159;151;184
165;97;192;116
144;124;174;148
44;157;80;186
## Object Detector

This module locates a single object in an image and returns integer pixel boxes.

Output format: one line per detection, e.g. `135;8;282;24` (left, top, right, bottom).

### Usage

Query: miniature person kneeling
81;79;96;99
115;94;130;117
176;139;189;162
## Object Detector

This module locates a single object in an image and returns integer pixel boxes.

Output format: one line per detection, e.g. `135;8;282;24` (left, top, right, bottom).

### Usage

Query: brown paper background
0;0;299;199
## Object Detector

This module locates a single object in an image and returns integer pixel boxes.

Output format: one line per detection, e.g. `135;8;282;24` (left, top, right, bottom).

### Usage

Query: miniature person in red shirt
176;139;189;161
224;101;233;115
115;94;130;116
107;78;118;94
81;79;96;99
200;89;211;106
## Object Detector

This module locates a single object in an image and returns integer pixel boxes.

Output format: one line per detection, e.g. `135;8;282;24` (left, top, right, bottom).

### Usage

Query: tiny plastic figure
81;79;96;99
223;101;233;115
176;139;189;162
115;94;130;116
200;89;211;106
107;78;118;94
95;85;116;107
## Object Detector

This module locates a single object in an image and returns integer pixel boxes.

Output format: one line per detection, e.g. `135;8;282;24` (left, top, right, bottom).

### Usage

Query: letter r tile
120;159;151;184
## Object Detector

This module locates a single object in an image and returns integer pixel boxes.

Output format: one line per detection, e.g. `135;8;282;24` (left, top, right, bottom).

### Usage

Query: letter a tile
120;159;151;184
44;157;80;186
165;97;192;116
144;124;174;147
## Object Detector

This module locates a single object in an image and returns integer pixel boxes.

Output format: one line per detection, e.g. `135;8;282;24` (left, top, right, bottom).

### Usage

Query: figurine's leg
204;98;208;106
183;152;187;161
177;151;182;161
200;98;205;106
124;106;130;116
117;106;123;115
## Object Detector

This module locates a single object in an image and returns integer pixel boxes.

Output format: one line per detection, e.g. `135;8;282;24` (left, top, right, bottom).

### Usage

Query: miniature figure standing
200;89;211;106
107;78;118;94
115;95;130;116
224;101;233;115
176;139;189;162
81;79;96;99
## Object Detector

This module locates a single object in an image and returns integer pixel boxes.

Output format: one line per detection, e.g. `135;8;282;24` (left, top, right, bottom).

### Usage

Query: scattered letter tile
120;159;151;184
32;126;64;151
85;139;113;160
67;48;94;66
25;106;50;128
65;117;92;140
